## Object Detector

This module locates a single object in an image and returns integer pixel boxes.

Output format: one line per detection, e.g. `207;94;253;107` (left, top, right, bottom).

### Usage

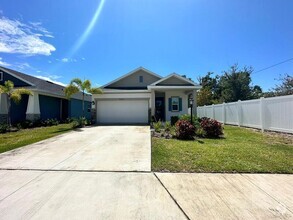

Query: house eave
147;85;201;90
101;89;150;94
29;88;92;102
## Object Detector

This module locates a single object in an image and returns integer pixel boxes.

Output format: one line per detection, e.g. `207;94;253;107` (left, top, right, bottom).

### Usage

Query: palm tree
64;78;102;117
0;80;32;127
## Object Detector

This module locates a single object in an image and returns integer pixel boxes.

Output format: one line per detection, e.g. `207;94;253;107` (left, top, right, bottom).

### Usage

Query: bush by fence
197;95;293;133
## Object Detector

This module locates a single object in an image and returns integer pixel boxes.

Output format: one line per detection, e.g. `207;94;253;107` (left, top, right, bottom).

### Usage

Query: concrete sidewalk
0;170;292;219
156;173;293;219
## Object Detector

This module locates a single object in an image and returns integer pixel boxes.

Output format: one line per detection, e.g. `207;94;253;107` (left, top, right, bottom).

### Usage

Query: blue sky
0;0;292;91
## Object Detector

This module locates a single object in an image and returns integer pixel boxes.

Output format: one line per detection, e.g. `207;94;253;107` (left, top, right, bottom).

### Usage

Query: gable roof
0;66;91;101
150;73;199;86
102;67;162;88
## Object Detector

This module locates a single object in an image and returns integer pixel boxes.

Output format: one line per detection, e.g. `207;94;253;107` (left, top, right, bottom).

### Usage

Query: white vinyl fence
197;95;293;133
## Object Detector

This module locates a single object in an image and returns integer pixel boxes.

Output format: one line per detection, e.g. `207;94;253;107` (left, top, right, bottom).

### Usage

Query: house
0;66;92;124
92;67;201;124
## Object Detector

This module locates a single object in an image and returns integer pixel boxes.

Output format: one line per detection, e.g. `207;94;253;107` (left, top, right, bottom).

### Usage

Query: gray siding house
92;67;201;124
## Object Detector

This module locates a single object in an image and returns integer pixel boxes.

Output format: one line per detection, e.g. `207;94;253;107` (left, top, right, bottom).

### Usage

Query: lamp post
189;97;194;124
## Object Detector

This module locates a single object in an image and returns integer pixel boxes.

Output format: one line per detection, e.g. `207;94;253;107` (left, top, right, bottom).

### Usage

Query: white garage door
96;99;149;124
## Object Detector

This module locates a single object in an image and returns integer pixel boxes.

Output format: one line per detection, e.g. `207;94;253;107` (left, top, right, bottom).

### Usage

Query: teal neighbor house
0;66;92;124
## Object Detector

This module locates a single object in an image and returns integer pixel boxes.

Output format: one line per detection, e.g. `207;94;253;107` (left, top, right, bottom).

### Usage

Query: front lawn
0;124;73;153
152;126;293;173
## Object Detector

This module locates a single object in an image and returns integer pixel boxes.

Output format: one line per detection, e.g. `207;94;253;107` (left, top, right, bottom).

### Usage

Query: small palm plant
64;78;102;117
0;80;32;127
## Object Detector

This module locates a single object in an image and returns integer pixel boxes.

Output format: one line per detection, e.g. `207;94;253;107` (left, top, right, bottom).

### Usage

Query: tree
218;64;260;102
197;88;213;106
0;80;32;127
64;78;102;117
270;74;293;96
251;85;263;99
197;72;221;105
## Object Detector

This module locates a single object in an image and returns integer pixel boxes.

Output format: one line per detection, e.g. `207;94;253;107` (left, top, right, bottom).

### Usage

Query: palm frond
64;84;80;98
0;85;6;94
70;78;83;88
10;92;21;104
4;80;14;92
14;88;33;96
88;87;103;94
83;80;91;91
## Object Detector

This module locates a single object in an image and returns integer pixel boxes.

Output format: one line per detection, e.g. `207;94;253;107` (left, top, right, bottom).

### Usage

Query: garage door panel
97;99;149;124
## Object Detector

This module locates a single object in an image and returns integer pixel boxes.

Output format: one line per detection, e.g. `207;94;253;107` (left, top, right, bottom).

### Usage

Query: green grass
152;126;293;173
0;124;73;153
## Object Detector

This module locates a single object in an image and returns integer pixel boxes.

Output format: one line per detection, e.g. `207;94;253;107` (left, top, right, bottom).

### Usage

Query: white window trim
0;71;3;81
171;96;180;112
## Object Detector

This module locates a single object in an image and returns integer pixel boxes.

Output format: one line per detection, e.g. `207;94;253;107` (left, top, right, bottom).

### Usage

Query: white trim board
150;73;199;86
148;85;201;90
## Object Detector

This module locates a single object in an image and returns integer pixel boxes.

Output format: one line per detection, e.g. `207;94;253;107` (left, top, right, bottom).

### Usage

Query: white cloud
34;75;66;86
0;57;11;66
0;16;56;56
61;57;77;63
81;57;86;61
61;58;69;62
15;62;31;70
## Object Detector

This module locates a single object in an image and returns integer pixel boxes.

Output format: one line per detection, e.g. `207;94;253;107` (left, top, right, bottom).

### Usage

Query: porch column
26;92;40;121
192;90;197;116
151;89;155;116
0;93;8;123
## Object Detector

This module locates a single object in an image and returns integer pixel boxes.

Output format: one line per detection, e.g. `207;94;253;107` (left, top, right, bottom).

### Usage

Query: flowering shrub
200;117;223;138
179;114;200;129
175;119;195;140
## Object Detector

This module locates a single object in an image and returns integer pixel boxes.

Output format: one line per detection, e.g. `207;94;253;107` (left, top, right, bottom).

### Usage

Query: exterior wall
0;93;8;123
69;98;91;120
94;91;151;100
158;76;192;86
165;90;189;121
0;71;30;87
39;95;61;120
11;95;29;124
107;70;161;88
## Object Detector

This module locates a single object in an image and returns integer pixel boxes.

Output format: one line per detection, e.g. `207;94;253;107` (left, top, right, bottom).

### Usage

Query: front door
155;97;165;121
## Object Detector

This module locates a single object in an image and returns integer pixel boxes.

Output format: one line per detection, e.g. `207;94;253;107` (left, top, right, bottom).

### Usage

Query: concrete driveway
0;126;292;219
0;126;151;171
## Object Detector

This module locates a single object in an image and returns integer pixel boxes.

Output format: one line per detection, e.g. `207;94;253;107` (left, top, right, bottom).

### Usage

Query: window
139;75;143;83
0;71;3;81
171;97;179;111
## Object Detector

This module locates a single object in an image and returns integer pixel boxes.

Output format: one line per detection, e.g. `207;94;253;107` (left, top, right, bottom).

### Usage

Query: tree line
196;64;293;106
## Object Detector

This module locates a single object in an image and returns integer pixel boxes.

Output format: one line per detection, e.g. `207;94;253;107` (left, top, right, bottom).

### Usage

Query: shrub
175;119;195;140
71;117;88;128
0;123;9;133
164;121;172;132
179;114;200;129
171;116;179;125
153;120;162;133
195;127;206;137
200;117;223;138
43;118;59;126
19;120;34;129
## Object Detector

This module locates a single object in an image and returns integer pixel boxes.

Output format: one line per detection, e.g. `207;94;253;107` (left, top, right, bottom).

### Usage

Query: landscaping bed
152;125;293;173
